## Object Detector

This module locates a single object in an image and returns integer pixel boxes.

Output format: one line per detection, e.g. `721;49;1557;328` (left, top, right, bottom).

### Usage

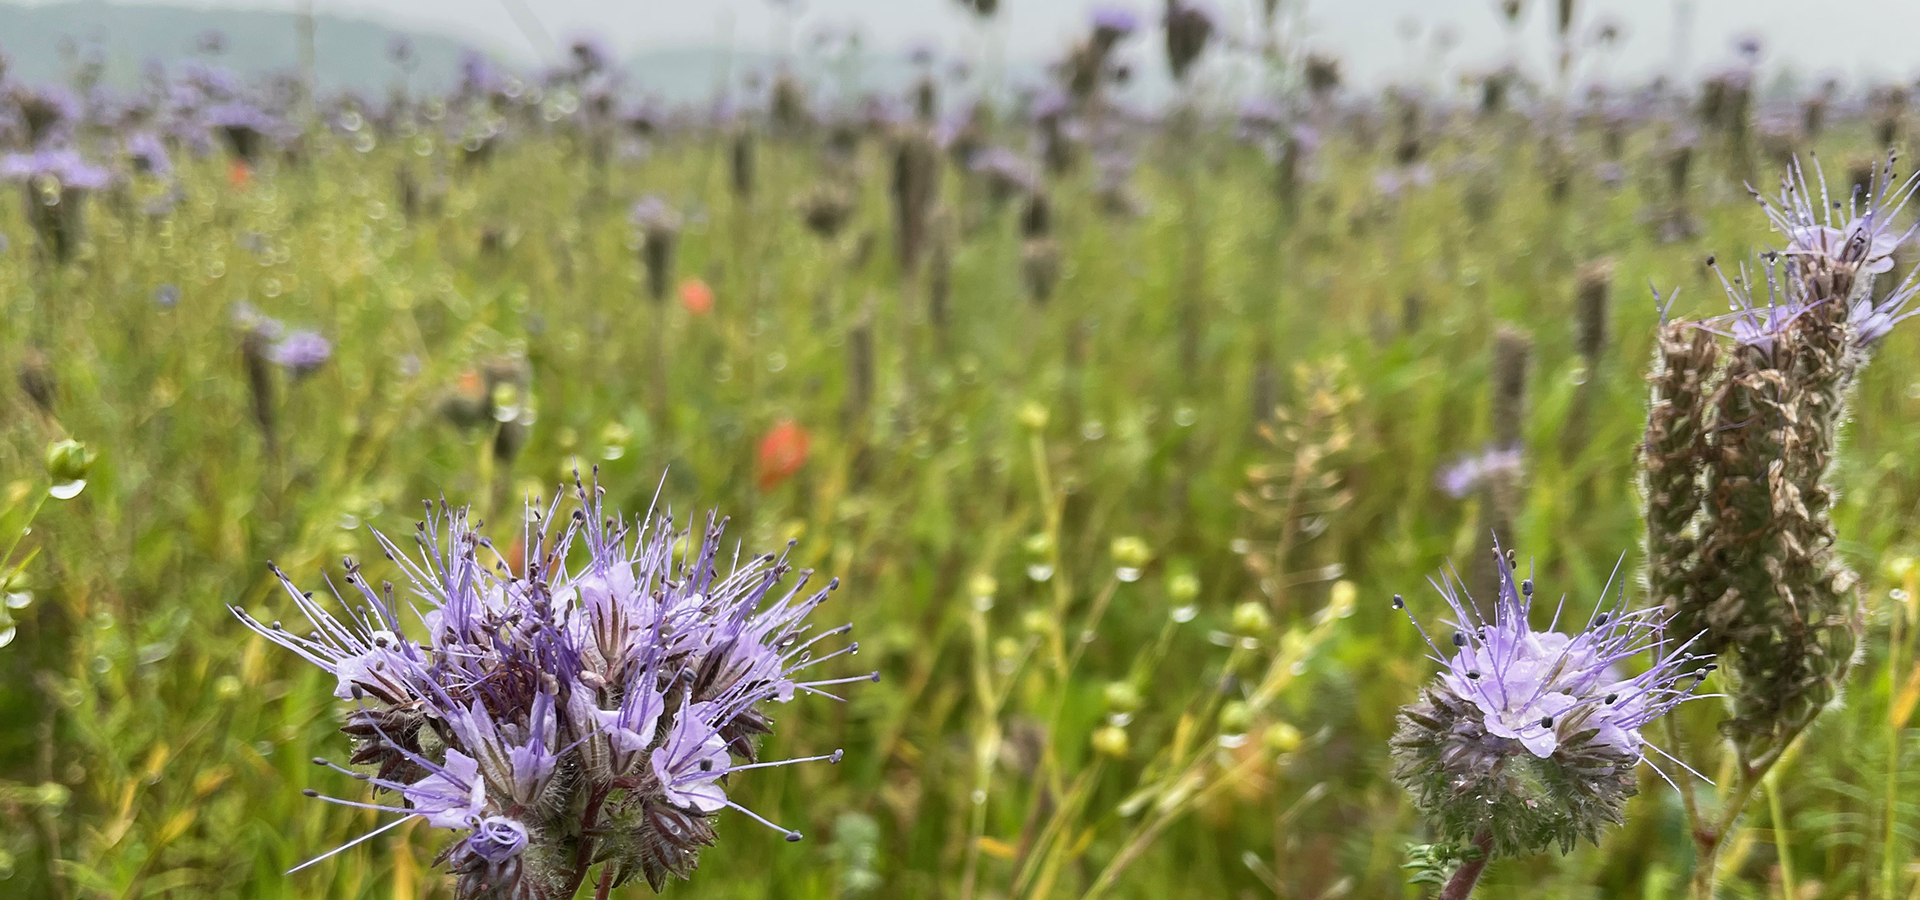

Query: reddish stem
1439;831;1496;900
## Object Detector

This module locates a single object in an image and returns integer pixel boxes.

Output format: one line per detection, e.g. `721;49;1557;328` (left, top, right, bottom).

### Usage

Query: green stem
1886;597;1906;900
1766;772;1795;900
2;490;52;568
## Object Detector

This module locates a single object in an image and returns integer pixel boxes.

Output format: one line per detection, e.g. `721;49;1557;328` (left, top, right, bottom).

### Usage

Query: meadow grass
3;106;1919;899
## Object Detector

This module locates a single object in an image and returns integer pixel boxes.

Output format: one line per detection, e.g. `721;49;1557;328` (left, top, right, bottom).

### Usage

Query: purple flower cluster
1435;445;1523;499
1391;550;1708;856
236;481;866;896
1713;155;1920;347
628;194;682;236
0;149;112;192
270;330;333;376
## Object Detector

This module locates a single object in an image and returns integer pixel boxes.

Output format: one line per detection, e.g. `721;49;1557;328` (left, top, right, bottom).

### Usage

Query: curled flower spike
234;474;870;897
1391;546;1709;859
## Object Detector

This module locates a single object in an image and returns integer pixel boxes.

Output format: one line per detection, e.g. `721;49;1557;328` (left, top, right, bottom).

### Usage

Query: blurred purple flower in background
270;331;333;376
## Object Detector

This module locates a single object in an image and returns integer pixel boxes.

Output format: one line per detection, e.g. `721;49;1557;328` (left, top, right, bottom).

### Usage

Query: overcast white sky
13;0;1920;89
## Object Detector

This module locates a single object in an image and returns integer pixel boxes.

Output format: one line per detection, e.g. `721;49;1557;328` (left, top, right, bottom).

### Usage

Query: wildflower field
3;8;1920;900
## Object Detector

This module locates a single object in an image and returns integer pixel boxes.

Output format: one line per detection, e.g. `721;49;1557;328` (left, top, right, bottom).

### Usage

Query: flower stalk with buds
1639;156;1916;899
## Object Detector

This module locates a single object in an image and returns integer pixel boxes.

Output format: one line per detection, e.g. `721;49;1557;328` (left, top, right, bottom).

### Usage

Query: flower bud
1218;700;1251;733
1022;532;1054;558
1231;601;1272;636
1017;401;1050;431
1262;721;1302;753
1110;536;1152;570
45;438;94;483
44;439;94;498
1168;572;1201;603
1102;681;1142;714
1091;724;1130;758
1021;609;1053;636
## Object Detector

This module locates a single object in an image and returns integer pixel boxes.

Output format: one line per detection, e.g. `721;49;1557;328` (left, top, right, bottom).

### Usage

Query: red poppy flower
756;419;810;491
679;277;715;316
227;160;252;189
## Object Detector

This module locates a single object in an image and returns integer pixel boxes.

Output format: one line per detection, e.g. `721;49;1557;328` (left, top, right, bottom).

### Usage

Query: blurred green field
3;97;1919;900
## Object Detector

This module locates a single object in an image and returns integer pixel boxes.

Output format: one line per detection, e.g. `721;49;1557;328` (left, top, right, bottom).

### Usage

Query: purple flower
233;480;869;890
468;817;529;864
271;330;332;375
7;85;80;146
565;33;616;77
630;194;682;235
1091;5;1141;45
154;284;181;308
206;102;278;162
969;146;1041;198
1707;156;1920;347
1756;156;1915;279
1391;549;1709;856
1436;445;1523;498
652;703;735;813
126;132;173;177
0;149;112;191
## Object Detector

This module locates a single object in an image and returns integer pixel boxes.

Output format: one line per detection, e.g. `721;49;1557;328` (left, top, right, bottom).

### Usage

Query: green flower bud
44;439;94;483
1231;601;1273;636
1168;572;1201;603
1262;721;1302;753
1017;401;1050;430
1091;724;1130;758
1023;532;1054;558
1102;681;1143;714
1219;699;1252;733
1110;536;1152;570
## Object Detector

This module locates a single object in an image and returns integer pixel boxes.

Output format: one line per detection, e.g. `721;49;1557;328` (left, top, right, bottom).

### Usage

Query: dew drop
1170;604;1198;623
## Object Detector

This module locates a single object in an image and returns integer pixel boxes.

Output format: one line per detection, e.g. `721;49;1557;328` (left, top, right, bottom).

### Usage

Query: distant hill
0;1;1068;106
0;0;481;94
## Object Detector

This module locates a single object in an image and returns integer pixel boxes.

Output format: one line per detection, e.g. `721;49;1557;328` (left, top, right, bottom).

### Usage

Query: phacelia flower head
1090;5;1141;49
6;84;80;146
205;102;278;163
1391;548;1709;858
125;132;173;177
1435;445;1523;499
1750;153;1920;312
234;477;869;896
629;194;682;236
1;149;112;192
270;330;333;376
